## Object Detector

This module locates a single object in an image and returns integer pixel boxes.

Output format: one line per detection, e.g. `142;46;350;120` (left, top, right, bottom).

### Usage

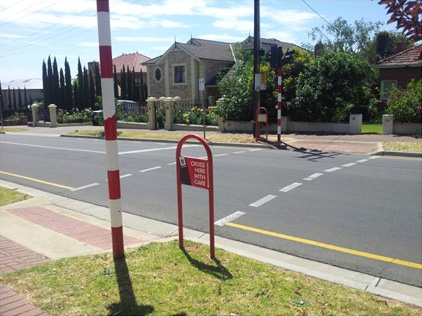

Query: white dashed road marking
215;153;229;157
233;151;246;154
120;174;132;179
325;167;341;173
342;162;356;167
139;166;162;173
279;182;302;192
303;173;323;181
250;195;277;207
215;211;246;226
357;159;369;163
71;183;100;191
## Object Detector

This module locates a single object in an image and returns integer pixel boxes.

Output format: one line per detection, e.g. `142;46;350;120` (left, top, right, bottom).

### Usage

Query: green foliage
174;106;218;126
56;108;92;124
216;47;253;121
287;51;377;123
386;80;422;123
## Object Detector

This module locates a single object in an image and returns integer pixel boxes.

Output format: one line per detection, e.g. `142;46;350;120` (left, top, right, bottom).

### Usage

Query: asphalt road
1;134;421;287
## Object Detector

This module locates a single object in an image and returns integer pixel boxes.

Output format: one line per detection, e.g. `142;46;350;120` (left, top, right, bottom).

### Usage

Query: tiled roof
2;78;43;90
377;45;422;66
178;38;234;62
242;36;298;50
113;52;150;73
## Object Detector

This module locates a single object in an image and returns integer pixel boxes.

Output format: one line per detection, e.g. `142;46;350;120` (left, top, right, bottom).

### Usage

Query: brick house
374;45;422;100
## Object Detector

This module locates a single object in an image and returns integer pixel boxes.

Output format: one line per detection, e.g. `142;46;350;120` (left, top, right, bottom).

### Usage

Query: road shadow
107;256;154;316
182;249;232;281
270;140;344;161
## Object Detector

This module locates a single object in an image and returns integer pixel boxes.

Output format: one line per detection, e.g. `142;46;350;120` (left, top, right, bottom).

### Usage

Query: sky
0;0;398;84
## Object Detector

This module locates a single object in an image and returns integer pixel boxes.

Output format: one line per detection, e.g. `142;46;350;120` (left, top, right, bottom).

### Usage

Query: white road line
249;148;263;152
0;141;105;154
369;156;380;160
120;174;132;179
167;162;176;166
71;183;100;192
233;151;246;154
215;153;229;157
303;173;323;181
357;159;369;163
342;162;356;167
324;167;341;173
119;145;198;155
249;195;277;207
139;166;162;173
279;182;302;192
215;211;246;226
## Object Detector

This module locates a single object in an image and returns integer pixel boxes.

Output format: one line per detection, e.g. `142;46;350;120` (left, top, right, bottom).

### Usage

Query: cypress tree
7;87;12;109
12;88;17;109
59;68;65;108
47;56;53;105
17;87;22;109
77;58;83;109
95;63;102;97
64;57;73;107
113;64;118;99
52;57;60;105
0;81;4;111
83;67;90;109
24;87;28;108
89;71;96;108
121;67;126;100
127;66;133;101
73;80;79;107
42;60;49;106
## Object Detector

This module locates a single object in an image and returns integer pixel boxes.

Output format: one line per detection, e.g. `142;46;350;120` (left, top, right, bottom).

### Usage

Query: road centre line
250;195;277;207
342;162;357;167
215;153;229;157
279;182;302;192
303;173;323;181
233;151;246;154
324;167;342;173
0;141;105;154
368;156;380;160
0;170;74;190
357;159;369;163
119;144;198;155
139;166;162;173
119;174;132;179
249;148;263;152
215;211;246;226
71;183;100;192
226;222;422;270
167;162;177;166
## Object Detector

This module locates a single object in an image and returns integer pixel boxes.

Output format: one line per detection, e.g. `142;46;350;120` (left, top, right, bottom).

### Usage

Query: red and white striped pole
277;66;282;142
96;0;124;259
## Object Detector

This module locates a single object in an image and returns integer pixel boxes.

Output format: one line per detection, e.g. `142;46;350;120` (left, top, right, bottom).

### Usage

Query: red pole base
111;226;124;259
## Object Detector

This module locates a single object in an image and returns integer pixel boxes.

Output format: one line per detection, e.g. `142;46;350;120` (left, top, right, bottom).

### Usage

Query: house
241;36;298;55
1;78;43;111
143;37;300;105
113;52;150;85
143;38;235;105
374;45;422;100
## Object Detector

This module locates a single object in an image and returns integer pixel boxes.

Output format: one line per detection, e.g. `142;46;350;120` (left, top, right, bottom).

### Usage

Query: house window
154;67;162;82
173;65;186;84
380;80;397;101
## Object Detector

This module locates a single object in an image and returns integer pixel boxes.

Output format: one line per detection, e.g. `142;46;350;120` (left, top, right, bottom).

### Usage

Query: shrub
57;108;92;123
386;80;422;123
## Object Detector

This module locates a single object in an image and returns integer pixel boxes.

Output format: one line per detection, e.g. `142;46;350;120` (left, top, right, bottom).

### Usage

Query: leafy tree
288;51;377;122
373;31;408;62
386;79;422;122
378;0;422;42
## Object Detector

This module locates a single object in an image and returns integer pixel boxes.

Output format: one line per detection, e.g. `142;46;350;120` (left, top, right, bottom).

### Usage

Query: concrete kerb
1;180;421;308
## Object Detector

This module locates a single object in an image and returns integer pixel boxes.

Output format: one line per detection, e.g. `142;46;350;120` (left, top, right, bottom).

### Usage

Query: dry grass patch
383;142;422;152
1;241;420;316
0;187;32;206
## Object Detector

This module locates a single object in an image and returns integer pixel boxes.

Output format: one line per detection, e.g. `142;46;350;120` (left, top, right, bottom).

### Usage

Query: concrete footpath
1;180;422;315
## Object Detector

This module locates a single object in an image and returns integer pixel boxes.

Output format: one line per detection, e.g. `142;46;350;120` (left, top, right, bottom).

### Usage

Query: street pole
96;0;124;259
277;66;282;142
253;0;260;138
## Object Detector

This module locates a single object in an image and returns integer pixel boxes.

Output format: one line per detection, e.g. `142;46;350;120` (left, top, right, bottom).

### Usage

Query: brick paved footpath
0;206;143;315
0;236;50;316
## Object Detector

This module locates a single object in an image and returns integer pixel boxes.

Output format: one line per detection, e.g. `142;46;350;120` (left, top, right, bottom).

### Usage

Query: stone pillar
164;97;175;131
31;103;39;127
348;114;362;134
382;114;394;135
48;104;58;127
146;97;157;130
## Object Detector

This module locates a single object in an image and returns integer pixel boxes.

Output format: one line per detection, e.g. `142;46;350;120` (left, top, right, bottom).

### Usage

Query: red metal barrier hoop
176;134;215;259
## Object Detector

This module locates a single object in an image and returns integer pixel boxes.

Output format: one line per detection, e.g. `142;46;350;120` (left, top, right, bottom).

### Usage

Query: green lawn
362;123;382;134
1;241;420;316
0;187;31;206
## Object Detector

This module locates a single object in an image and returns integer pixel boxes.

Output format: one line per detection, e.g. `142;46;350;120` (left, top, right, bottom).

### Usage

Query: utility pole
253;0;260;138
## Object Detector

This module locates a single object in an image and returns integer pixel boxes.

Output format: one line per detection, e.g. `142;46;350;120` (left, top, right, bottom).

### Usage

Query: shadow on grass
182;249;232;281
107;257;154;316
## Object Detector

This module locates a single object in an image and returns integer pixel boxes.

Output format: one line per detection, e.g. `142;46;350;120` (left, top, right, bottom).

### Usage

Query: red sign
179;156;209;189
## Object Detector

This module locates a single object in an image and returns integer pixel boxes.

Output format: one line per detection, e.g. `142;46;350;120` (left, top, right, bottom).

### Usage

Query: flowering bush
386;80;422;123
174;106;218;126
57;108;92;124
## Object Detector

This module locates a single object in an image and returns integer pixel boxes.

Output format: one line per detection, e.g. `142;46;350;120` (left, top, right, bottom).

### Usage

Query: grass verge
362;124;382;134
1;241;420;316
383;142;422;152
0;186;32;206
